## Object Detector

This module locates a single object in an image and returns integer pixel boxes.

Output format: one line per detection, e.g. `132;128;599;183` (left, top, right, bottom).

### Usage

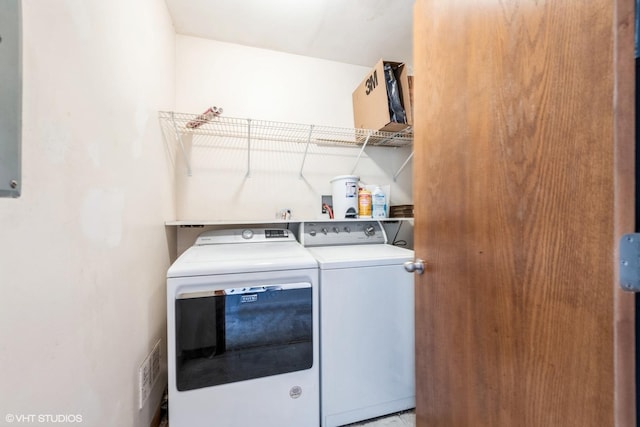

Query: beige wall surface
0;1;176;426
173;36;414;221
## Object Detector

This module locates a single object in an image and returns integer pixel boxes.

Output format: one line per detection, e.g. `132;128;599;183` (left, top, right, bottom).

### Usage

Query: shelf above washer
165;218;414;227
158;111;414;179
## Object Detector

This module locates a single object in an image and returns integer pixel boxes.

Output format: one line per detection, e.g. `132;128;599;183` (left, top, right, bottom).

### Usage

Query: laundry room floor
159;410;415;426
157;387;414;427
345;410;415;426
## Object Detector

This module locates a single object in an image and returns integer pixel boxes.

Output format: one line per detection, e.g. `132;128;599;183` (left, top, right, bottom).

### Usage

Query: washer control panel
301;221;386;247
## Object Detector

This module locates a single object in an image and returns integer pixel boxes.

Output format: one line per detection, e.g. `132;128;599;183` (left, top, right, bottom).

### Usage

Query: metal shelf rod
246;119;251;178
171;112;192;176
299;124;314;178
351;131;371;175
393;150;414;181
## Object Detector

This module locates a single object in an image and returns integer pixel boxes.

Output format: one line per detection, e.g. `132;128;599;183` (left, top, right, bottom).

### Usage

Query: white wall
0;1;175;426
173;36;413;221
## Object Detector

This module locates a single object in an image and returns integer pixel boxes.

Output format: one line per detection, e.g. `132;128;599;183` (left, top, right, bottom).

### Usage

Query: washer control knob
343;226;351;233
364;225;375;236
332;227;340;234
309;230;317;237
241;229;254;240
321;228;328;235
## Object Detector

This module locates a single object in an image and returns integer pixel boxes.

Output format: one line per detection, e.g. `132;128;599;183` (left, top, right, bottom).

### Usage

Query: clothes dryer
167;228;319;427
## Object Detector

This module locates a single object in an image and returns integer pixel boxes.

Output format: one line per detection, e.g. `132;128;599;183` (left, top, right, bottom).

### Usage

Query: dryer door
175;282;313;391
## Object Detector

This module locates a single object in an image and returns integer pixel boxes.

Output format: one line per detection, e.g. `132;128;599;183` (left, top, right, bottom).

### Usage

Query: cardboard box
352;59;413;132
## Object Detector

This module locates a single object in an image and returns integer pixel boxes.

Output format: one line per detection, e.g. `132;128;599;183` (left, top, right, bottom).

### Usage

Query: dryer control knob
309;230;317;237
241;229;254;240
321;228;328;235
364;225;375;236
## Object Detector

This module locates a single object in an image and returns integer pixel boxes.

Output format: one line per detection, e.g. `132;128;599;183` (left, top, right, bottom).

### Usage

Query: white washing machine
166;228;319;427
301;221;415;427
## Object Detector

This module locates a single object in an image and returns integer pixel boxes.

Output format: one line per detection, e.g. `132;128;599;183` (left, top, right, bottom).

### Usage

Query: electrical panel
0;0;21;198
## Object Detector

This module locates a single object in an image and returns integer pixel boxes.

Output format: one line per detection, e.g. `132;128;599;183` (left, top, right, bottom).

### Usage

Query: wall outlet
321;195;332;213
139;340;162;409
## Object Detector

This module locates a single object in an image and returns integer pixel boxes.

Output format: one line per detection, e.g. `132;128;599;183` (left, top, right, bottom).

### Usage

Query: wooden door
412;0;636;426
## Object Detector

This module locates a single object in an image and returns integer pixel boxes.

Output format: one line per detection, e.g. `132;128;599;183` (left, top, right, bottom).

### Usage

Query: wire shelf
159;111;413;148
158;111;414;178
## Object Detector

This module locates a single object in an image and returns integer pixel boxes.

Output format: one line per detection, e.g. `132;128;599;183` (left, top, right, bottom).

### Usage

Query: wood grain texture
613;0;636;425
413;0;635;425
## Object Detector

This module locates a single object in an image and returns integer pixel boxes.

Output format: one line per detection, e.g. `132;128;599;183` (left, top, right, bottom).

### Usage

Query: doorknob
403;259;425;275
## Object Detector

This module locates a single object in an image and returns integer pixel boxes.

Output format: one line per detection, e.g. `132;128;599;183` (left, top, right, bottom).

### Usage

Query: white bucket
330;175;359;219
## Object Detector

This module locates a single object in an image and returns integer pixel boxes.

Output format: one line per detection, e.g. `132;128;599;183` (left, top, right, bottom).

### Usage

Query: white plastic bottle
371;186;387;218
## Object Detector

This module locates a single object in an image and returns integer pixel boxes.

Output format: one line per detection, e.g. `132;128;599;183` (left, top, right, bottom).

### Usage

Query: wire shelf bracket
393;150;414;181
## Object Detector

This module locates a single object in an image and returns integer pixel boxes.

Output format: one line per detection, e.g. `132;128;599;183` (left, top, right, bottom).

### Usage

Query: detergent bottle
371;186;387;218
